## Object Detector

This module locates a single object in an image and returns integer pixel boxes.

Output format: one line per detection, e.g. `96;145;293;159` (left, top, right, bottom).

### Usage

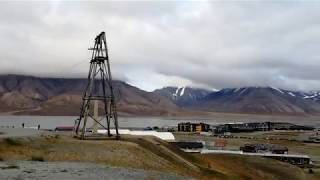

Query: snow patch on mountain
304;94;318;99
271;87;284;94
173;87;180;97
234;88;241;92
180;87;185;96
287;92;296;97
239;88;248;95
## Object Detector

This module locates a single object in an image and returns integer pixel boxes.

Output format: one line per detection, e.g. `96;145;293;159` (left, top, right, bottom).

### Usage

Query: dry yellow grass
0;134;312;179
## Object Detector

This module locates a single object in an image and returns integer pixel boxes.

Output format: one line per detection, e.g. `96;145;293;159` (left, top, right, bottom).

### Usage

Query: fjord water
0;116;319;129
0;116;200;129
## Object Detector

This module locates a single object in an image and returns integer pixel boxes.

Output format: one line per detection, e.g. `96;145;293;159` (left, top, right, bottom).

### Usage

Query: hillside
0;134;310;179
192;87;320;115
0;75;180;116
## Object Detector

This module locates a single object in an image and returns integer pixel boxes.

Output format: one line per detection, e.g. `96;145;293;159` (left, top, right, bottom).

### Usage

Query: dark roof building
240;143;288;154
172;141;204;149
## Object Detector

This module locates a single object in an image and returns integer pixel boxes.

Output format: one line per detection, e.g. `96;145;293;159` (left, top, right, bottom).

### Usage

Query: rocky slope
0;75;179;116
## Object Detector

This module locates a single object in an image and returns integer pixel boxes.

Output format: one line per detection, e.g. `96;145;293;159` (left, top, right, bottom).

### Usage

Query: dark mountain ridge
0;74;180;116
154;86;320;115
189;87;320;115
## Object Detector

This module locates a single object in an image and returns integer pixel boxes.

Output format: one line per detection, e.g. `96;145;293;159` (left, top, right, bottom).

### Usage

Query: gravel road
0;161;190;180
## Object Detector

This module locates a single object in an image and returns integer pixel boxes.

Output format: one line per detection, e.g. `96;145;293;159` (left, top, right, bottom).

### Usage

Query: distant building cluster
176;121;314;134
172;121;314;167
212;122;314;134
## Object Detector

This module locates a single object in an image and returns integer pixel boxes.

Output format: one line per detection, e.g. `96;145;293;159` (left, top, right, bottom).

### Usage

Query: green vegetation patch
31;155;44;162
4;138;22;146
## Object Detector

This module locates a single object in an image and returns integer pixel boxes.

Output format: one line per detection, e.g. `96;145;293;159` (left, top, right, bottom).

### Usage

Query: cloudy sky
0;1;320;91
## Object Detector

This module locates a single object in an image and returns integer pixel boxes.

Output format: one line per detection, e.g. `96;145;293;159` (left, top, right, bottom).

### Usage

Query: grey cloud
0;1;320;91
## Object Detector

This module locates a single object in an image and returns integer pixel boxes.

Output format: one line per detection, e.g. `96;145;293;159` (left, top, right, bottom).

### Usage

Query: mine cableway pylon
75;31;119;139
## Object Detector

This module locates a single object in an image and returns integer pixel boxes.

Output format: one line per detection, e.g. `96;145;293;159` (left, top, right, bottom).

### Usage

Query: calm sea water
0;116;319;129
0;116;202;129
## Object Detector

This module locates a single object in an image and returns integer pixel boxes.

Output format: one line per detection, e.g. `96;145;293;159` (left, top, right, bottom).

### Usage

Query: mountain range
153;86;320;115
1;74;320;116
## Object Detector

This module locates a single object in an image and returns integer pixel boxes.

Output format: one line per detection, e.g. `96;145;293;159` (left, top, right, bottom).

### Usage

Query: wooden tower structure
75;32;119;139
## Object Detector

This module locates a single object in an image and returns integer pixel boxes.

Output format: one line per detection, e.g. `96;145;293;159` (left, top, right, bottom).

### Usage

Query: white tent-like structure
97;129;175;141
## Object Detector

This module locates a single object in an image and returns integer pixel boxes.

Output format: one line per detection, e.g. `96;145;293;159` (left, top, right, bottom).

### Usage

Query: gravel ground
0;128;44;138
0;161;190;180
